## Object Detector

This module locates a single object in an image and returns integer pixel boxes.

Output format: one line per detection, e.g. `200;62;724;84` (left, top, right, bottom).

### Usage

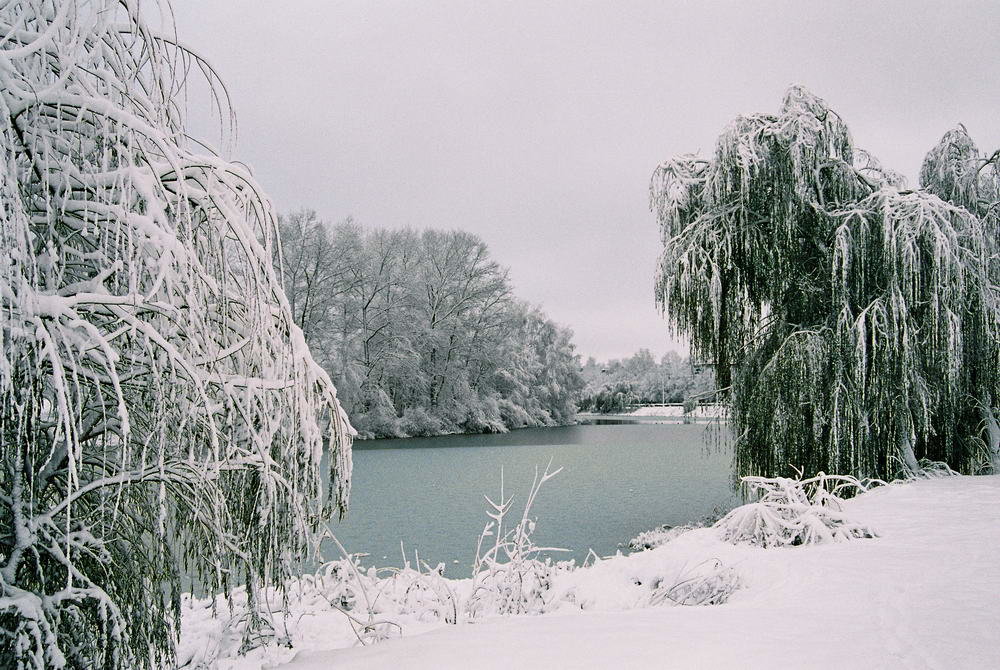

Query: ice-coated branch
0;2;353;668
653;85;1000;481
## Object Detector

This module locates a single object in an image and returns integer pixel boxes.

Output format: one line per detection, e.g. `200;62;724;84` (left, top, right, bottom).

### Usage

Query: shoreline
179;475;1000;669
354;407;730;441
353;418;580;442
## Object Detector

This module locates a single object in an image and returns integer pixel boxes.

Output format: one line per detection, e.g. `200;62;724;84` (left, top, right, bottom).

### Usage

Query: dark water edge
353;418;580;445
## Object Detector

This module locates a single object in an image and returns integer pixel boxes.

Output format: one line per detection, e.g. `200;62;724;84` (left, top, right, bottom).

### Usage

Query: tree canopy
276;213;585;438
577;350;714;413
653;86;1000;481
0;2;351;668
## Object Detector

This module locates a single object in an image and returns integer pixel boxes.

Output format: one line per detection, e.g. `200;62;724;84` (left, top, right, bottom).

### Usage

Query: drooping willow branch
652;86;1000;483
1;2;353;668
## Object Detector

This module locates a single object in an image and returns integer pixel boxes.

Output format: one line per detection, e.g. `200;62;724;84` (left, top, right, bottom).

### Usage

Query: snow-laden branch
0;2;353;668
652;86;1000;482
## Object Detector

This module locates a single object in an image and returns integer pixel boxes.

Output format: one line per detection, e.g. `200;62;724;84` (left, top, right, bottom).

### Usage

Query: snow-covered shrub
0;3;352;668
354;391;405;439
714;473;877;548
628;525;696;551
175;556;408;665
497;396;534;429
628;507;729;551
466;555;556;618
380;562;458;625
312;558;371;615
524;406;556;428
176;554;434;660
462;395;508;434
176;589;267;668
400;406;445;437
315;529;461;630
907;458;960;479
465;464;566;618
649;559;741;606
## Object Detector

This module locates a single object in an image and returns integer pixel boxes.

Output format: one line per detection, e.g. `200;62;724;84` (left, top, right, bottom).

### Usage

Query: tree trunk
899;431;921;476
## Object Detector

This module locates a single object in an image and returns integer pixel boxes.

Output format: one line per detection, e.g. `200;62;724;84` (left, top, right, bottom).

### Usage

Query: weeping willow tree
0;2;353;668
653;86;999;482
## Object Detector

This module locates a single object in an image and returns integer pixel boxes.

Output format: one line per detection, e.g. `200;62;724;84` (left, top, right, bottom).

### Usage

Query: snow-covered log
0;2;352;668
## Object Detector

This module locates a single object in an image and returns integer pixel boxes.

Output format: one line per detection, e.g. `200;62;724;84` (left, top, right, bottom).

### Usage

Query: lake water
325;423;739;577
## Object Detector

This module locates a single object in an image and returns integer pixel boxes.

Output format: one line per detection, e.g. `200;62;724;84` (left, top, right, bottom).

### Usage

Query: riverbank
327;424;737;572
577;403;726;424
354;404;726;439
178;474;999;669
354;416;579;441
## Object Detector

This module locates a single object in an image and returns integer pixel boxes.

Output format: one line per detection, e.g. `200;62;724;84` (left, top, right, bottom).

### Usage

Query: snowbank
180;475;1000;669
627;404;724;418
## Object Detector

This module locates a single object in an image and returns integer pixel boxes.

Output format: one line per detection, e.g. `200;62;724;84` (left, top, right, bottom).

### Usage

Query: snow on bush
181;465;969;665
629;525;695;551
400;406;446;437
178;467;568;664
295;553;454;642
353;390;405;439
176;554;458;666
465;463;568;618
911;458;961;479
648;559;741;606
628;507;728;551
714;473;879;548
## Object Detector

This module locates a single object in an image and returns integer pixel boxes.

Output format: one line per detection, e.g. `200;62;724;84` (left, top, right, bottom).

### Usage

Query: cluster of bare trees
276;211;584;438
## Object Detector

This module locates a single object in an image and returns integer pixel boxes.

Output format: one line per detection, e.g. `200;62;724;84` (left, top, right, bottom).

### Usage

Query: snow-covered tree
275;220;584;438
275;210;355;350
0;2;352;668
652;86;999;480
577;350;714;411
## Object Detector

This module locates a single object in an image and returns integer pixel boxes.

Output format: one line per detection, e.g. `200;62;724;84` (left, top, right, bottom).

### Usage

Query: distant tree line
276;211;585;438
577;350;715;413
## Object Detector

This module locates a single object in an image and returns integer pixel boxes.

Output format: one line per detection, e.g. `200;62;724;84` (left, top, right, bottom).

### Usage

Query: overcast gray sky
173;0;1000;362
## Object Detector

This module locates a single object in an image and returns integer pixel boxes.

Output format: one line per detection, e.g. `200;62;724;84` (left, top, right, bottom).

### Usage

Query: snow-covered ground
627;404;724;418
576;405;726;422
180;475;1000;670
